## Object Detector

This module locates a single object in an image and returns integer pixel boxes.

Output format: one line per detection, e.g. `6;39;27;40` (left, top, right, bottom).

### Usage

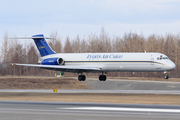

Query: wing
12;63;100;73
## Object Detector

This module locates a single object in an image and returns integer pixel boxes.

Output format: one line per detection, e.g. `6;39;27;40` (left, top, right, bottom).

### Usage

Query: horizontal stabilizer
9;34;56;57
8;37;52;39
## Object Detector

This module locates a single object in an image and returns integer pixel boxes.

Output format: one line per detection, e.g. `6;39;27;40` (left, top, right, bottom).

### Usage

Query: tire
82;75;86;81
103;75;106;81
99;75;102;81
78;75;81;81
99;75;106;81
164;75;169;79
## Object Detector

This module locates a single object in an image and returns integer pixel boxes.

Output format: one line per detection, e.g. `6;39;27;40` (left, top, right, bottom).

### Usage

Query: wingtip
10;63;16;66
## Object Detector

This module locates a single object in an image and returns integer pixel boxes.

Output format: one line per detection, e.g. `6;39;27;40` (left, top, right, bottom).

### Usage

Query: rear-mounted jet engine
41;58;65;65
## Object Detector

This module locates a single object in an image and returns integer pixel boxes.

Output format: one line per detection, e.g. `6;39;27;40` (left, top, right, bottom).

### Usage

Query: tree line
0;28;180;78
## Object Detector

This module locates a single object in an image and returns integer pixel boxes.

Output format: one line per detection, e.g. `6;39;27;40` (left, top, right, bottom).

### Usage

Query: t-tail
32;34;56;57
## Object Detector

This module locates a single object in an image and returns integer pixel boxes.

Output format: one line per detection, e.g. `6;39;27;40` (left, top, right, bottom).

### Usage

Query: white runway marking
0;108;58;112
63;107;180;113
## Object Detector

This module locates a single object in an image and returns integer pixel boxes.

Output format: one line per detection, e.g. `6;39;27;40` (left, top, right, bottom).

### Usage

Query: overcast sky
1;0;180;40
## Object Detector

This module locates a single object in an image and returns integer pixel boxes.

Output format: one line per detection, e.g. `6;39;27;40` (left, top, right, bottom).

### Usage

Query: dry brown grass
0;93;180;105
0;76;89;89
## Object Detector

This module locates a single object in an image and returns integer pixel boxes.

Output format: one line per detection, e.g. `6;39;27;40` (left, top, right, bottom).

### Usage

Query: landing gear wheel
99;75;106;81
82;75;86;81
78;75;86;81
78;75;82;81
99;76;102;81
164;74;169;79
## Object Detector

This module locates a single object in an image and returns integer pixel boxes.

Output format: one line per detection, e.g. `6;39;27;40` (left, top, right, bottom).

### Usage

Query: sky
1;0;180;42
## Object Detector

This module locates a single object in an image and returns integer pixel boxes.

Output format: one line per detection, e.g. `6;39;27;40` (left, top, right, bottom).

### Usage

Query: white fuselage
38;52;176;73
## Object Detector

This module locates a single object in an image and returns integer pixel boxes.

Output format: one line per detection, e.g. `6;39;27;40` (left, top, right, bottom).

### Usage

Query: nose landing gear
164;74;169;79
164;71;169;79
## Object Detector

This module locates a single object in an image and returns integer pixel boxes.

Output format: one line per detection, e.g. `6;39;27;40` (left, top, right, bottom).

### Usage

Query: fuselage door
150;58;154;65
155;57;162;70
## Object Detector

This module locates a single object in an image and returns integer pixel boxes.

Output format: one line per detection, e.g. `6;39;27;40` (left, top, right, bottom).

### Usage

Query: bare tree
49;31;62;53
99;27;111;52
87;33;99;52
1;32;9;62
63;36;73;53
72;35;81;53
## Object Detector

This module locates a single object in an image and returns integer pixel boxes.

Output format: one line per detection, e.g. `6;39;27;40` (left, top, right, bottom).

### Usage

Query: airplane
12;34;176;81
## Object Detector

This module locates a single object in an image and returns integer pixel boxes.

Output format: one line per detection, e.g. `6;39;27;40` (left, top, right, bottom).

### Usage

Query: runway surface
1;78;180;95
84;78;180;90
0;101;180;120
0;89;180;95
0;79;180;119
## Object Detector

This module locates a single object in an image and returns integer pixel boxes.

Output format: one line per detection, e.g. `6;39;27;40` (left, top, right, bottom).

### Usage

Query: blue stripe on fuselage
64;61;163;64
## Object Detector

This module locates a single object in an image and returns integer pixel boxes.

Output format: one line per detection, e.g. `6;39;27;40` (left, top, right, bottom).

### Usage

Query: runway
84;79;180;90
0;101;180;120
0;89;180;95
0;79;180;119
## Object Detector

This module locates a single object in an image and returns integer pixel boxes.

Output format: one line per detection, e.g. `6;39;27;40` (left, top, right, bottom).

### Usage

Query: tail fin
32;34;56;57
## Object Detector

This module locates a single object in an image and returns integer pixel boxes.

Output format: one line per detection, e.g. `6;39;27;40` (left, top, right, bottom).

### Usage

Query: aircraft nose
169;61;176;70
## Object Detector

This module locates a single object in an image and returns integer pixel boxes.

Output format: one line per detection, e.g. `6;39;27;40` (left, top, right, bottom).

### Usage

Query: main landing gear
78;75;86;81
99;72;106;81
78;72;107;81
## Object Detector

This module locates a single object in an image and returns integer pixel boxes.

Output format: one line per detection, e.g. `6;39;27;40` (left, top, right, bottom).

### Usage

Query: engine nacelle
41;58;65;65
58;58;65;65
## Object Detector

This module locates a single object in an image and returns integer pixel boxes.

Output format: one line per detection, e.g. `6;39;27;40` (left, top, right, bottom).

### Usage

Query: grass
0;76;89;89
0;93;180;105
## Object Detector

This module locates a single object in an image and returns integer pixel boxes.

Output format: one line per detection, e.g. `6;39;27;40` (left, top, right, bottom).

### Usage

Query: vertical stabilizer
32;34;56;57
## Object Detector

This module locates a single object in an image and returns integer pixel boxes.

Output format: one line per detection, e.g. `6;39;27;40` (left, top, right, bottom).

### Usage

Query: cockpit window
163;57;169;59
157;56;169;60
